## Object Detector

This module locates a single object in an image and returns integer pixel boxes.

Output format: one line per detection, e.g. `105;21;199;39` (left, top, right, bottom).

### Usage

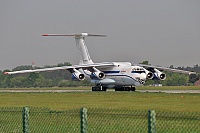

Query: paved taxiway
0;90;200;93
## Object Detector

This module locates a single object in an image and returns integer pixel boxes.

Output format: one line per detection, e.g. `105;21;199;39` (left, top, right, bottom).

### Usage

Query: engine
90;71;105;80
88;67;106;80
153;68;166;80
71;69;85;81
143;68;154;79
146;71;154;79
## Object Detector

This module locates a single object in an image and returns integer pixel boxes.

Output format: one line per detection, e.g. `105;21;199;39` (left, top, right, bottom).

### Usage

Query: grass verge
0;91;199;112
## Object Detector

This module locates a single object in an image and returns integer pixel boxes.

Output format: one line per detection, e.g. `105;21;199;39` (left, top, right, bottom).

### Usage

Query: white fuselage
82;62;147;88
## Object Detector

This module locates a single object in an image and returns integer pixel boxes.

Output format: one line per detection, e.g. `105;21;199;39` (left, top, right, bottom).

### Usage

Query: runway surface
137;90;200;94
0;89;200;93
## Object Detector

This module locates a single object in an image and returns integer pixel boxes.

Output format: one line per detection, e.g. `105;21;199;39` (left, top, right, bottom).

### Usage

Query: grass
0;88;199;132
0;91;199;112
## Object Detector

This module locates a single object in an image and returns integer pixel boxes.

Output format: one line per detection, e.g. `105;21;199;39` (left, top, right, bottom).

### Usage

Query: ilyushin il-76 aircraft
4;33;196;91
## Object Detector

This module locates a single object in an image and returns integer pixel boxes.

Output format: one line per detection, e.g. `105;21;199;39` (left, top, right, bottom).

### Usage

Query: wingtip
42;34;49;36
4;72;9;75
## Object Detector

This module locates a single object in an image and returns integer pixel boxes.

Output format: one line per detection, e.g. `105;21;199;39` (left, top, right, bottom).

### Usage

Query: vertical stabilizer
75;36;93;64
42;33;106;64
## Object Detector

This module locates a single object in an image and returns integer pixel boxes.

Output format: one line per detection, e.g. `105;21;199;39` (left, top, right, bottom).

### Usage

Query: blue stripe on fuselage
103;71;120;74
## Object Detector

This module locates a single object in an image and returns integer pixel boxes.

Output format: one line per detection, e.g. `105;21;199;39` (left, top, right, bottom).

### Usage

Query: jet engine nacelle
143;68;154;79
71;69;85;81
153;68;166;80
90;71;105;80
146;71;154;79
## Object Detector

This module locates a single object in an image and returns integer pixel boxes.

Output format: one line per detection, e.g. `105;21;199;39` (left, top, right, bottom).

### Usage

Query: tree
10;76;26;88
0;74;12;88
189;74;199;84
140;60;150;65
24;73;40;87
12;65;33;71
34;74;46;87
163;72;188;86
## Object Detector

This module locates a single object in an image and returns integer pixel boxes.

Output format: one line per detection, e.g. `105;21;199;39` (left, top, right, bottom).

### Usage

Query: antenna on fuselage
42;33;107;64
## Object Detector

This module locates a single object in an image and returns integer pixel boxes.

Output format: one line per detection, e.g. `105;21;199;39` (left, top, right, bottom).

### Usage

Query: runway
0;89;200;93
137;90;200;94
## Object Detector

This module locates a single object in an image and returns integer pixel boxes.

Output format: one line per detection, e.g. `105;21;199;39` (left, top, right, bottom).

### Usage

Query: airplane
4;33;196;91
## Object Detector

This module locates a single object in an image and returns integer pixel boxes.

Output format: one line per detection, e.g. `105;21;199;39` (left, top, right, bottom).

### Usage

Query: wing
4;62;114;75
138;64;196;75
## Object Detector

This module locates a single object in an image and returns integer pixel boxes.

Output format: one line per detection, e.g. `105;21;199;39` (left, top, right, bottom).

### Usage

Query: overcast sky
0;0;200;70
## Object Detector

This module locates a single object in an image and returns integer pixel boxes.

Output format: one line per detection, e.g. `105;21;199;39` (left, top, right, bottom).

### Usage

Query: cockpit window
132;68;145;74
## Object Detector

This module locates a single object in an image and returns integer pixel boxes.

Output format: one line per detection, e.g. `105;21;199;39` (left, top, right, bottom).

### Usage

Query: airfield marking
0;90;200;93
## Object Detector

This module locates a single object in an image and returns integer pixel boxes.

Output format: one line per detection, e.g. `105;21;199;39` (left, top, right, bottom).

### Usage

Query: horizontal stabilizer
42;33;107;37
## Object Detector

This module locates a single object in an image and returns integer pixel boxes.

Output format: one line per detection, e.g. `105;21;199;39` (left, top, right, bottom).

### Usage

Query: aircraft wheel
125;87;131;91
92;86;107;91
115;88;121;91
102;87;107;91
114;88;118;91
115;87;135;91
115;87;125;91
131;87;136;91
92;86;101;91
92;87;97;91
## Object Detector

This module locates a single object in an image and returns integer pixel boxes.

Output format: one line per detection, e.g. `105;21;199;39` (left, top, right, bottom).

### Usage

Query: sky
0;0;200;70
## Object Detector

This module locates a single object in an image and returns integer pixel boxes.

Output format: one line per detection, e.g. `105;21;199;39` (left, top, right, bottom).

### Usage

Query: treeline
0;61;199;88
0;62;93;88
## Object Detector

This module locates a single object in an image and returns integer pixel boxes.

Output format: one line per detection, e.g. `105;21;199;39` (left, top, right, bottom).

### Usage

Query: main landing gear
92;84;136;92
92;84;107;91
114;86;136;91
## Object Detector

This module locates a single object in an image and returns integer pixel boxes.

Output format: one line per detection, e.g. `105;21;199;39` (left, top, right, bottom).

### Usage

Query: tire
92;87;97;91
131;87;136;91
92;86;106;91
115;87;124;91
102;87;107;91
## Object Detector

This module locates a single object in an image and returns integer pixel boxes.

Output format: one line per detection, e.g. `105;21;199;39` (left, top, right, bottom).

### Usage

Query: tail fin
75;35;93;64
42;33;106;64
